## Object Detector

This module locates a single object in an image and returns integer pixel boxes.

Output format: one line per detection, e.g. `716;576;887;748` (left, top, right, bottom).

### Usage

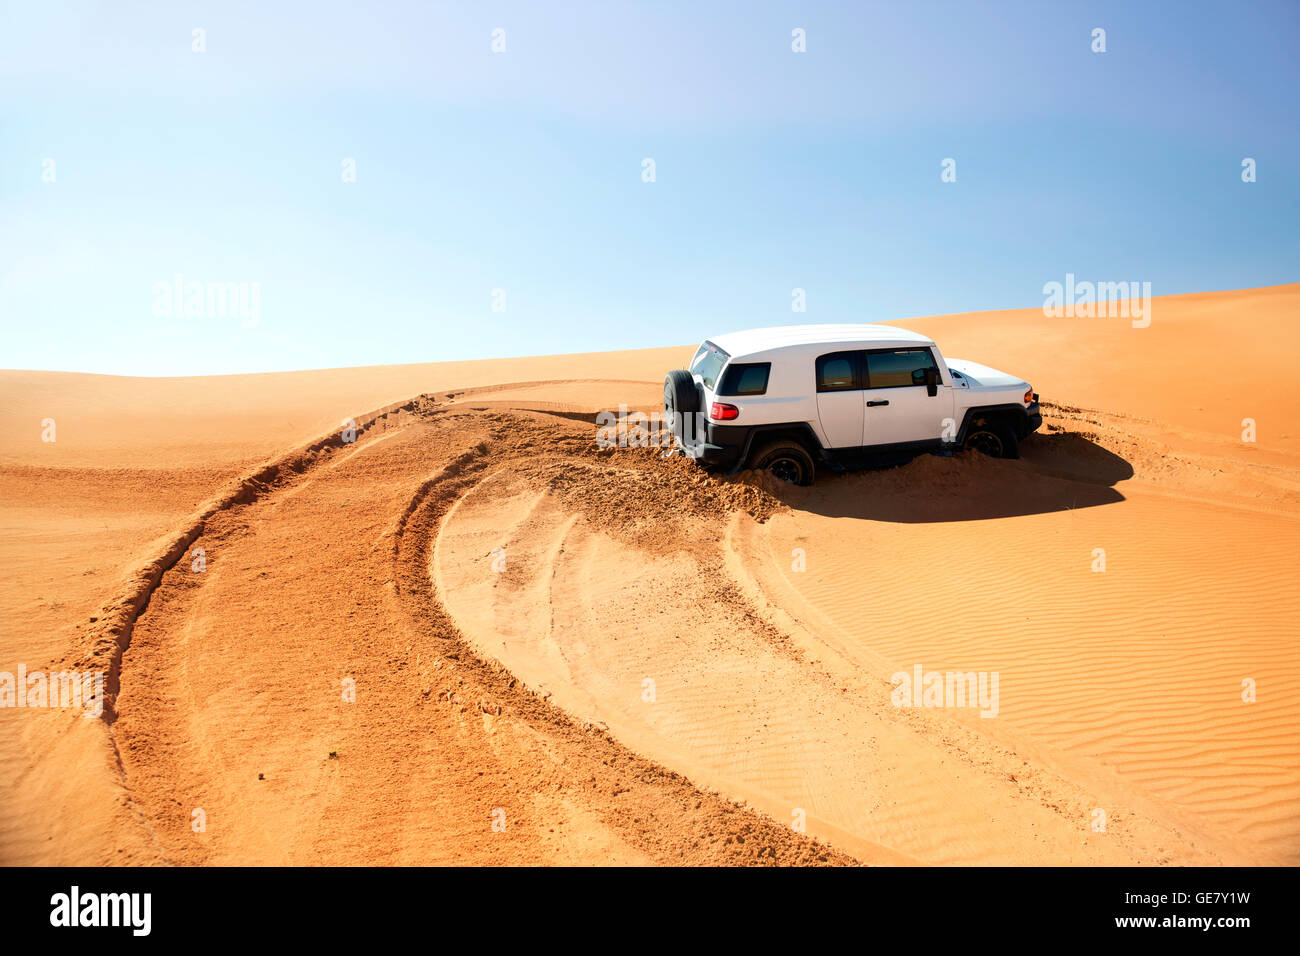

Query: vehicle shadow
771;432;1135;523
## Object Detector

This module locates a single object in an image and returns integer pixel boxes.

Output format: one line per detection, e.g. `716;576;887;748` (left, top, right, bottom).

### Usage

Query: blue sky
2;0;1297;376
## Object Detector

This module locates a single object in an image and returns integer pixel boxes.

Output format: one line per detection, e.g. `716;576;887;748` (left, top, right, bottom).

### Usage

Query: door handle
866;400;890;407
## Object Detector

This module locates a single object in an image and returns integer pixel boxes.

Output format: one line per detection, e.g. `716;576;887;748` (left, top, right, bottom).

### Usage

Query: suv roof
709;323;934;361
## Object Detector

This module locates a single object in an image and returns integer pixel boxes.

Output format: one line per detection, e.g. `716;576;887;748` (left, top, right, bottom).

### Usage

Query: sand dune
1;283;1296;865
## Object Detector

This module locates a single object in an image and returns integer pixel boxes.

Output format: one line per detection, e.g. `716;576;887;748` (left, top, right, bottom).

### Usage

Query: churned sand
1;284;1296;865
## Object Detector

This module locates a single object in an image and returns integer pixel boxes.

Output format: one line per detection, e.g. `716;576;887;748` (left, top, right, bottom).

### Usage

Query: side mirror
919;367;940;397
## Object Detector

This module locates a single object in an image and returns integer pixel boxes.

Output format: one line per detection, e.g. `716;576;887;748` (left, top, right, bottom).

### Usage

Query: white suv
663;324;1041;485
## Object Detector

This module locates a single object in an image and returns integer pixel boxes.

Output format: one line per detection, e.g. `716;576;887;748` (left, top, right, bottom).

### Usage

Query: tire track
70;395;435;719
109;405;853;865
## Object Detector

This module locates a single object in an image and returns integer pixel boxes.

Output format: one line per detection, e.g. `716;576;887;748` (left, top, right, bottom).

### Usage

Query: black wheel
751;440;815;486
962;422;1019;459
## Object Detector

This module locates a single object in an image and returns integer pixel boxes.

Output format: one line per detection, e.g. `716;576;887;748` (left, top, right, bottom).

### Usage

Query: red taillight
710;402;739;421
1024;387;1034;405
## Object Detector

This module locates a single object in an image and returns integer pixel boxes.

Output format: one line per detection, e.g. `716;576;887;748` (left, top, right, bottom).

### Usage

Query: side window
816;351;861;392
864;348;938;389
718;362;771;396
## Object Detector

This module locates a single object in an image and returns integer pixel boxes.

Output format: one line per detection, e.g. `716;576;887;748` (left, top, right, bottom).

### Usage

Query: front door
861;347;948;447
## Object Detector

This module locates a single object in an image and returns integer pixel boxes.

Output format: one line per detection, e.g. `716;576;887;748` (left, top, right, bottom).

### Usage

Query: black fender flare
733;423;827;472
956;404;1034;444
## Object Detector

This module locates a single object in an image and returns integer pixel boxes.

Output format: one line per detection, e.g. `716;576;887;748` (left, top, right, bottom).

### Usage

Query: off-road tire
751;440;816;486
962;422;1019;459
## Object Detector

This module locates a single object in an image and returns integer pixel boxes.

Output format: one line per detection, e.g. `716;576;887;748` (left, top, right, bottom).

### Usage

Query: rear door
861;347;947;447
814;351;865;450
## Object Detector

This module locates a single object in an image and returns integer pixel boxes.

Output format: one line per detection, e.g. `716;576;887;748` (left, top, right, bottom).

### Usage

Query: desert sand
1;283;1297;865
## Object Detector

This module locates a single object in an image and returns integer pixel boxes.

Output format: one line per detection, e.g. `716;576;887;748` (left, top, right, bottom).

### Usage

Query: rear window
864;348;938;389
816;351;860;392
690;341;730;390
717;362;771;396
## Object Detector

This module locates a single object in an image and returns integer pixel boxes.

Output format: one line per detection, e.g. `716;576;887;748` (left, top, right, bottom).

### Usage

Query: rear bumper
692;442;741;468
683;422;749;469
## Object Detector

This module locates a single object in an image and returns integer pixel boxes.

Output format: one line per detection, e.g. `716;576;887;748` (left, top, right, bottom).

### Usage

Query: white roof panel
709;324;933;359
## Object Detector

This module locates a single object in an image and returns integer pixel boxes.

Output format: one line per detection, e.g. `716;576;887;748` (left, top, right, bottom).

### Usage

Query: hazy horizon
2;278;1293;379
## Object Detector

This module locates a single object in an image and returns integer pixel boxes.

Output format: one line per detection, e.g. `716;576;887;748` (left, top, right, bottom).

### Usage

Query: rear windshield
690;341;730;390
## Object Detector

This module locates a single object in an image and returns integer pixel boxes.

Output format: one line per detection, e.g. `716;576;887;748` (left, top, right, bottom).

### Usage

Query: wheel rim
768;456;803;484
965;430;1003;457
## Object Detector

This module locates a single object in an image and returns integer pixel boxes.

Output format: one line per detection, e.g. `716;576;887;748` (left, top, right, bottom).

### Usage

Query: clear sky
3;0;1297;376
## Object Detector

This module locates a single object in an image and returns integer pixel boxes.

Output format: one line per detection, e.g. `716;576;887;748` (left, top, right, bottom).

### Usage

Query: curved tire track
106;404;851;865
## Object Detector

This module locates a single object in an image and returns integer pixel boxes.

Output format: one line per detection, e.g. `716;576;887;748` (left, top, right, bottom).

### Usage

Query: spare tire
663;369;702;446
664;369;700;415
